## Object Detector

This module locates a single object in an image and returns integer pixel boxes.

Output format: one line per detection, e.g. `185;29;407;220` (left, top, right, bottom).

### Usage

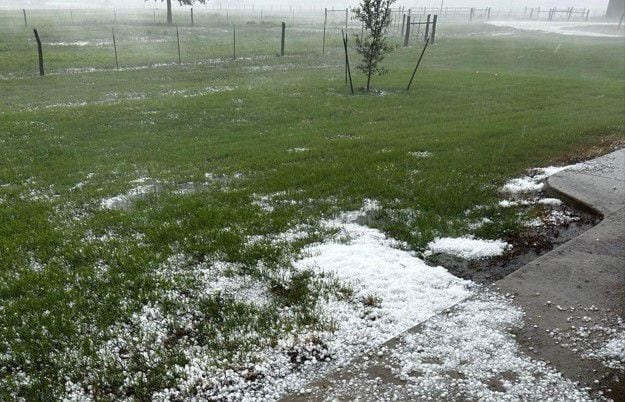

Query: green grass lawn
0;9;624;399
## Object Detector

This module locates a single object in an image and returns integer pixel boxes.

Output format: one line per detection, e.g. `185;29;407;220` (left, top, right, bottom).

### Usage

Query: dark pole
176;26;181;64
424;14;431;43
280;22;285;56
416;16;422;40
401;14;406;37
407;39;429;91
233;25;236;59
112;28;119;69
191;8;194;26
114;8;117;24
342;30;354;95
33;29;44;76
23;9;27;28
403;15;411;46
322;8;327;55
431;15;438;44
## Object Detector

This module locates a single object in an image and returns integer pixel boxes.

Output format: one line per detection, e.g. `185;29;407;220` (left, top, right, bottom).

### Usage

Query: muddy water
427;205;599;284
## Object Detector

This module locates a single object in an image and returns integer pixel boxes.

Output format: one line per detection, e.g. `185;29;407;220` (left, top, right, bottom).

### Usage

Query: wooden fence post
487;7;491;20
23;9;27;28
233;25;236;59
416;16;422;40
403;15;411;46
431;15;438;44
470;8;474;22
112;28;119;69
280;22;286;56
114;8;117;24
345;8;349;32
176;26;181;64
191;8;194;26
322;8;327;55
401;14;406;37
424;14;431;43
33;29;44;76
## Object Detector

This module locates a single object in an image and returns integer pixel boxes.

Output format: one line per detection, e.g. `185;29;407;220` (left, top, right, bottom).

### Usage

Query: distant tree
149;0;208;25
352;0;396;91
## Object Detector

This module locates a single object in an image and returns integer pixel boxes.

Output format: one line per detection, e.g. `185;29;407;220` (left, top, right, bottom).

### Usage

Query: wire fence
0;6;611;78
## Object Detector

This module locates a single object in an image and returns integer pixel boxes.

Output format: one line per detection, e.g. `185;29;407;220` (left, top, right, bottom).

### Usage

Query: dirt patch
554;134;625;165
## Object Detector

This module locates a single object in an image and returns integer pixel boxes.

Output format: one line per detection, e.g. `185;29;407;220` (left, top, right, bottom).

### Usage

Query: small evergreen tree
352;0;396;91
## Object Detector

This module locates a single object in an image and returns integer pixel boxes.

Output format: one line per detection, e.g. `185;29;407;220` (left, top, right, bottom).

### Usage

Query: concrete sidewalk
282;149;625;401
496;148;625;399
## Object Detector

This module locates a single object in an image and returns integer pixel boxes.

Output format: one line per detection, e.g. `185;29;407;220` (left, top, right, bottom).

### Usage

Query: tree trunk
167;0;173;25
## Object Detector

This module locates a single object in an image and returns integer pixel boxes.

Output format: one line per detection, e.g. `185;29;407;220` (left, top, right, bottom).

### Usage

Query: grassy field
0;8;624;400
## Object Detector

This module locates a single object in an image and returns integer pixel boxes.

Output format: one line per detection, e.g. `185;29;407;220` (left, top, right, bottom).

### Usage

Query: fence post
191;8;194;26
401;14;406;37
176;26;181;64
403;15;411;47
424;14;431;43
322;8;327;55
280;22;285;56
487;7;491;20
345;8;349;31
431;15;437;44
33;29;44;76
23;9;27;27
114;8;117;24
112;28;119;69
586;9;590;21
416;16;422;40
153;8;156;24
233;25;236;59
470;8;474;22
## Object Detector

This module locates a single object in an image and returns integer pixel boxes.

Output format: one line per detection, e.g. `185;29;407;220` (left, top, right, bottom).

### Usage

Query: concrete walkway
282;149;624;401
496;149;625;399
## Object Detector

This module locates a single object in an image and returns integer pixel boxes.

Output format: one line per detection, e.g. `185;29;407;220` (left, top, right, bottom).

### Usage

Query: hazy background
0;0;612;11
